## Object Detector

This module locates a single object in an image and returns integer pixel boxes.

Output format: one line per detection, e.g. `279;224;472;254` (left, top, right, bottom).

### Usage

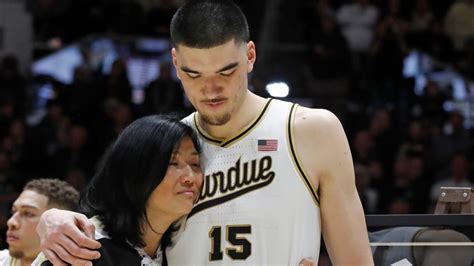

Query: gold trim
193;114;222;144
209;225;223;261
287;104;320;205
10;257;17;266
194;99;273;147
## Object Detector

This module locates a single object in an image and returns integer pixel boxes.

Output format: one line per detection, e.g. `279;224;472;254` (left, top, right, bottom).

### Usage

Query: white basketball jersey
167;99;321;265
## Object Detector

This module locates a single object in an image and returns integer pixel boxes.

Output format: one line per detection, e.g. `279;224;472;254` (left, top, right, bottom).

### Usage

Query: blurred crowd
0;0;473;247
302;0;473;215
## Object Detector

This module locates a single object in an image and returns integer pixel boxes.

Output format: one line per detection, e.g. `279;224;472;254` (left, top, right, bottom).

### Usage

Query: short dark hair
170;0;249;48
80;115;200;248
23;179;79;211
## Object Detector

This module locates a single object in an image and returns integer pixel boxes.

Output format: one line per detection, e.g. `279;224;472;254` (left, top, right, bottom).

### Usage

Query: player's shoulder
180;112;195;127
293;106;341;133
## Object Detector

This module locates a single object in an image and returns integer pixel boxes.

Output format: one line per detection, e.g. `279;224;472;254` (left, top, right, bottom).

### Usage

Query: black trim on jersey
193;99;273;147
287;103;320;205
193;114;221;144
220;99;272;147
187;174;274;219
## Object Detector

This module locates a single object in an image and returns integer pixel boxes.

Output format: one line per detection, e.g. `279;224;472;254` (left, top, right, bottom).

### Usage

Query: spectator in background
143;61;185;115
308;14;350;81
0;179;79;265
47;123;96;180
408;0;433;32
406;154;430;213
103;0;145;35
248;76;270;99
426;19;455;64
337;0;378;54
146;0;179;37
336;0;378;98
405;1;444;63
417;80;448;127
351;127;386;195
397;119;429;159
29;1;107;48
387;197;412;214
310;0;336;18
354;163;378;214
0;149;18;248
444;0;474;51
27;100;72;178
430;153;472;203
27;0;73;44
0;99;14;129
96;101;134;152
379;156;422;213
459;34;474;80
429;111;471;173
0;116;27;192
307;12;351;118
0;56;26;116
368;108;399;174
64;168;87;192
351;129;376;165
103;59;132;106
1;119;31;190
370;0;408;104
59;66;101;127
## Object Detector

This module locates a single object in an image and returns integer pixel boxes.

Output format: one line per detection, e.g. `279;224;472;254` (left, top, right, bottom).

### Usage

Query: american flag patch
257;139;278;151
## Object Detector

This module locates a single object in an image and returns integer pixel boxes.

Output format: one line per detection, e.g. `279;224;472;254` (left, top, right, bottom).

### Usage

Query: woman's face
148;137;203;219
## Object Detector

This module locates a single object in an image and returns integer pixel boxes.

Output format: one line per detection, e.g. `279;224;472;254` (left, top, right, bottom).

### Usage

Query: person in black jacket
37;115;203;266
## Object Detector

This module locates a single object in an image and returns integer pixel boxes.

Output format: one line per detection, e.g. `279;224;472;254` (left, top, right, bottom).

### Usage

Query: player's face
148;137;203;218
6;190;49;260
172;40;256;126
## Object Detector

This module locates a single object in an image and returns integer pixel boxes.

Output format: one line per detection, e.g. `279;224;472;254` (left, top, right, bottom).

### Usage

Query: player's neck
202;92;267;139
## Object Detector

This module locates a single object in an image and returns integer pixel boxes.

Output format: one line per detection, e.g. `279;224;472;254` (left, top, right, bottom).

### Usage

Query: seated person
0;179;79;265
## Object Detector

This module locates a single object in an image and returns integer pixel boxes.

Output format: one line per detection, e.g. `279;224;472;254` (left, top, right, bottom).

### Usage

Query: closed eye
186;73;200;79
219;70;235;77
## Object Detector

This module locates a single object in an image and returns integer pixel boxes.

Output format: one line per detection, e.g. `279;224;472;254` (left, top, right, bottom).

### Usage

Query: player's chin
203;113;232;126
8;246;22;256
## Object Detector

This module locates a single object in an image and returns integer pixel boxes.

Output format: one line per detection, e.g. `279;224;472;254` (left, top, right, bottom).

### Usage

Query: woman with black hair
38;115;203;265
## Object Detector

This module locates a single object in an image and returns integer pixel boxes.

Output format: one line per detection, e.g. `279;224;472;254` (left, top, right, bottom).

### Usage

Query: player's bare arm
37;208;101;265
293;107;374;265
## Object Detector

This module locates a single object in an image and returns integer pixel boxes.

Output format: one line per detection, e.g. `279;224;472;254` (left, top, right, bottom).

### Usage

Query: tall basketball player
36;0;373;265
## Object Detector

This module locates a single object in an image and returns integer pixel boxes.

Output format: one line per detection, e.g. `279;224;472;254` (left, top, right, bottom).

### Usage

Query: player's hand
299;258;315;266
37;208;101;265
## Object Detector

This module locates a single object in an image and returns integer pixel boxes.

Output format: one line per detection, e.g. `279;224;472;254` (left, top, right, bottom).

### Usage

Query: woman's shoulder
94;238;143;265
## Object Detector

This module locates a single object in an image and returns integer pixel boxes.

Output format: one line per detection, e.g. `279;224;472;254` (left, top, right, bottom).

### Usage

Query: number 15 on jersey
209;224;252;261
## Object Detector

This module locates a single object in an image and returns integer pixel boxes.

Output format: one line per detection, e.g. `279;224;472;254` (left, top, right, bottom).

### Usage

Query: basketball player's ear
246;41;256;73
171;48;181;80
